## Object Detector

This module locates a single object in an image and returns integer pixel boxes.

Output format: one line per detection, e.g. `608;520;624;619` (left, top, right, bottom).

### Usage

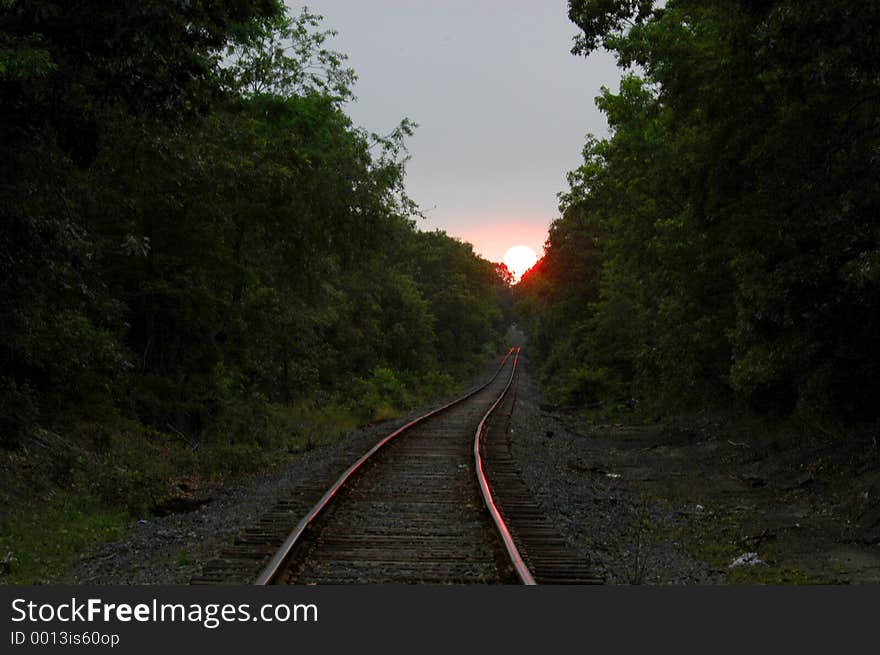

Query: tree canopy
0;2;510;457
519;0;880;421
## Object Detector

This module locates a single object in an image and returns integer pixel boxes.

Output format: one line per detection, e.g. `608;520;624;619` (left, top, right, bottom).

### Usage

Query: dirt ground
509;353;880;584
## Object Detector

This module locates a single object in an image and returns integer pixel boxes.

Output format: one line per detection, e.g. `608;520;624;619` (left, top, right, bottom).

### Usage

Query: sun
503;245;538;282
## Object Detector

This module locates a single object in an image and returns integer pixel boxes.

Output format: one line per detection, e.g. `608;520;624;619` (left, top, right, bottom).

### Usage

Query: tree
223;7;356;102
520;0;880;420
1;2;511;450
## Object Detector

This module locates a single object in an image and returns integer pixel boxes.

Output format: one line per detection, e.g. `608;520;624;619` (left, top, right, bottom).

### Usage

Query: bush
558;366;610;406
418;370;457;398
78;424;175;515
196;442;267;477
350;366;413;420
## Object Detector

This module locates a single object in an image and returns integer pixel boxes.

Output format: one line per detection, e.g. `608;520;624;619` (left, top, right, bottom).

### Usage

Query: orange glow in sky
450;220;547;270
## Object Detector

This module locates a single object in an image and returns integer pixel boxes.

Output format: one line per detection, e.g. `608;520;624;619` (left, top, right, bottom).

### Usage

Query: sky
287;1;622;266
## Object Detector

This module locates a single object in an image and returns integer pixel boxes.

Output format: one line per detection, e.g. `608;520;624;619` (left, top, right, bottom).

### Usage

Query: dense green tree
0;4;509;452
0;0;285;441
407;231;506;369
520;0;880;420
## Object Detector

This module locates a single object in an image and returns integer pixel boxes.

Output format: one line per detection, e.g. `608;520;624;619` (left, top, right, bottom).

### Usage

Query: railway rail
195;348;599;585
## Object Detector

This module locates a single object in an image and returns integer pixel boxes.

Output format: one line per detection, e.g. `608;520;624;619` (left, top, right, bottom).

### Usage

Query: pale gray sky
288;1;622;264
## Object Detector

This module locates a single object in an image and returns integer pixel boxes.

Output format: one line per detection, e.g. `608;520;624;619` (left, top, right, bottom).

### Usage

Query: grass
0;491;128;584
371;403;400;423
689;532;825;585
286;401;363;450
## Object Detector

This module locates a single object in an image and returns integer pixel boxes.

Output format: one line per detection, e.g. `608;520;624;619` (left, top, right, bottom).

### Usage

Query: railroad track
195;348;600;585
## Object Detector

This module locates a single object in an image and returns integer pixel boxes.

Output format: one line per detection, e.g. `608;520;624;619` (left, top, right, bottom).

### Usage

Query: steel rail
473;347;536;585
255;348;516;585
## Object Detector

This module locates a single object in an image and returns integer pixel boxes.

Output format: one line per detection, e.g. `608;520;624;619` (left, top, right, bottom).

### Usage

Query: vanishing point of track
244;348;599;585
195;348;600;584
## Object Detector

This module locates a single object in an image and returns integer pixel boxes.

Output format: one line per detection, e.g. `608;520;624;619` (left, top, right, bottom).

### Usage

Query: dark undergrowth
0;360;487;584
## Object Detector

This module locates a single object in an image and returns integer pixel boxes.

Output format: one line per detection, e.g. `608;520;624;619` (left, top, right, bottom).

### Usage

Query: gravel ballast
507;353;721;584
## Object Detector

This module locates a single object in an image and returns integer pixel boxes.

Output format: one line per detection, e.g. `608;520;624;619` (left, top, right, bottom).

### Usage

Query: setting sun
503;245;538;282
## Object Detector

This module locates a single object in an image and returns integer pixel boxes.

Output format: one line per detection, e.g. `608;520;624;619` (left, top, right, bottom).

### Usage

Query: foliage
0;1;510;582
519;0;880;421
223;7;356;102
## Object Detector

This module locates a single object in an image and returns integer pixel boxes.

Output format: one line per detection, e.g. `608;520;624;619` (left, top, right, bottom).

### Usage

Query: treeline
0;2;508;462
518;0;879;422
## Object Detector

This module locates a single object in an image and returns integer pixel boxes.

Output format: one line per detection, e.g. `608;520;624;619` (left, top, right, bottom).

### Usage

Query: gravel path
507;352;722;584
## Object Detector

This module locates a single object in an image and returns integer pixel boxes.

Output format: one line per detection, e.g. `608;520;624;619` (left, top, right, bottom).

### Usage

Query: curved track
258;350;522;584
196;348;599;585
